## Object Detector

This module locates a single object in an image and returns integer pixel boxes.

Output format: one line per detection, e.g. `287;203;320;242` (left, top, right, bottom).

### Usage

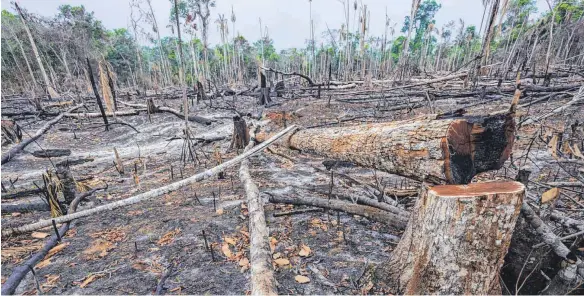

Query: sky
1;0;550;49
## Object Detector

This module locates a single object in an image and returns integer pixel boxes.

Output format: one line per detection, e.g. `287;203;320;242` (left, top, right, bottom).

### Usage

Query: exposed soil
1;78;583;294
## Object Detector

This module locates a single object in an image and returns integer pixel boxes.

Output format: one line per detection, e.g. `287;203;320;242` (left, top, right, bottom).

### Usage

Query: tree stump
376;181;525;294
275;80;285;97
230;116;249;150
258;73;272;105
56;162;76;204
196;81;206;104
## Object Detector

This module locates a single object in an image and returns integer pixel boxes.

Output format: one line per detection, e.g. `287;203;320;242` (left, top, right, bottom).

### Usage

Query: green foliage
553;0;584;23
391;36;406;62
254;37;279;63
401;0;441;52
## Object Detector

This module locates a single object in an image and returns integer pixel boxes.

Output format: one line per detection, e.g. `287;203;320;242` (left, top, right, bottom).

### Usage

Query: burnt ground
1;77;583;295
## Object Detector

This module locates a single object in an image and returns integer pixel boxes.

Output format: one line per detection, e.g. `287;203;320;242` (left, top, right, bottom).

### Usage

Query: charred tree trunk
230;116;249;150
258;73;272;105
86;58;109;130
376;182;525;294
196;81;206;104
258;114;515;184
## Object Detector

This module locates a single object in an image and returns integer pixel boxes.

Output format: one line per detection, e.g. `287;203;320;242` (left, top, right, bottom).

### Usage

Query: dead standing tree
258;72;271;105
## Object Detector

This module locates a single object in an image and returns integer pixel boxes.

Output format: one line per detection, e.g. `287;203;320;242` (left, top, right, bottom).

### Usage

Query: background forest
2;0;583;96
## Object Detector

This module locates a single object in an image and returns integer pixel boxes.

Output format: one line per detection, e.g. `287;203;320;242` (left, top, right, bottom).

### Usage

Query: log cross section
275;114;514;184
377;181;525;294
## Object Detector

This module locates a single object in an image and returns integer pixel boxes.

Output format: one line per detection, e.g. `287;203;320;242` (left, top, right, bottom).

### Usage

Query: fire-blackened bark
230;116;249;150
258;73;272;105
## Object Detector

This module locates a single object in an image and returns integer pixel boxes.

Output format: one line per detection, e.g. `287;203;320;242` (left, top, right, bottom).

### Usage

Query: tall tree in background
480;0;500;67
14;3;59;98
396;0;421;78
145;0;172;86
190;0;215;81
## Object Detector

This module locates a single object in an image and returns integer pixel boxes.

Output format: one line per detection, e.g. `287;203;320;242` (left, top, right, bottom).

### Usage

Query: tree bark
258;113;515;184
239;127;278;296
259;72;272;105
376;181;525;294
230;116;249;150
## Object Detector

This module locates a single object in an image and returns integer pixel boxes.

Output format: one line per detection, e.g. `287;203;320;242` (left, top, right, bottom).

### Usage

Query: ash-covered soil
2;79;583;294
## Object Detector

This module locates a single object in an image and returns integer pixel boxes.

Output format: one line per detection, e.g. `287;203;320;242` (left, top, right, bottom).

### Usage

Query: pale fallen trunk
239;127;278;296
65;110;141;119
376;181;525;294
1;125;298;237
258;113;515;184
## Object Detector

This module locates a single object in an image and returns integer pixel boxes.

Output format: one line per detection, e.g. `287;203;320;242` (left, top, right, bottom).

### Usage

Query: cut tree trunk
230;116;249;150
375;181;525;294
258;113;515;184
239;127;278;296
258;73;272;105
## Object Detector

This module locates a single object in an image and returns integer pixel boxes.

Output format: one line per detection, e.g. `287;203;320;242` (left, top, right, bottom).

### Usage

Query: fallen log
550;210;584;231
1;125;298;237
258;113;515;184
239;127;278;296
261;66;317;86
273;208;324;217
385;72;468;91
302;186;408;218
1;188;43;200
31;149;71;158
1;202;49;214
1;104;84;165
545;181;584;187
267;191;408;230
375;181;525;294
64;110;140;118
119;100;213;125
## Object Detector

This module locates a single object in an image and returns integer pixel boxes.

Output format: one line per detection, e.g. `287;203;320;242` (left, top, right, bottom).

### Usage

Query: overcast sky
2;0;549;49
